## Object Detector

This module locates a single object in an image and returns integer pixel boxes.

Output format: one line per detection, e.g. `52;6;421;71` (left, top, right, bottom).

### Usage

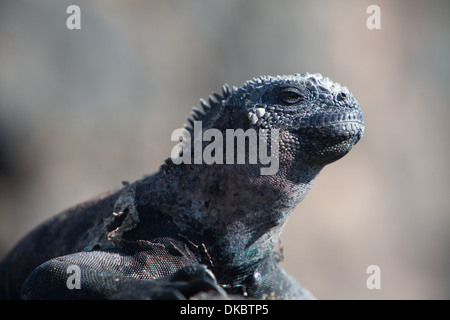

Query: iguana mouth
289;110;364;164
292;111;364;142
297;110;363;128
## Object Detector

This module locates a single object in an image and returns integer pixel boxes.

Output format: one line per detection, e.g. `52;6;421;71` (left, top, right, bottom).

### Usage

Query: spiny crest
161;84;233;173
183;84;232;133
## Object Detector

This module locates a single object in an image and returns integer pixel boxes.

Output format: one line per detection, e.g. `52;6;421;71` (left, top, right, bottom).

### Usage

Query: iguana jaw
290;109;365;164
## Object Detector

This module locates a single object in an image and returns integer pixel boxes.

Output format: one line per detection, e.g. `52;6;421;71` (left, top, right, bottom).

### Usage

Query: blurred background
0;0;449;299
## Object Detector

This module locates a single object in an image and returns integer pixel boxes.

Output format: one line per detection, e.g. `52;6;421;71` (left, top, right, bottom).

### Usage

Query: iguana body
0;73;364;299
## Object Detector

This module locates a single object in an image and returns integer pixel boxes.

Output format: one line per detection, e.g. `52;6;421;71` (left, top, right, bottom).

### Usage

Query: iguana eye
336;91;348;102
280;88;304;104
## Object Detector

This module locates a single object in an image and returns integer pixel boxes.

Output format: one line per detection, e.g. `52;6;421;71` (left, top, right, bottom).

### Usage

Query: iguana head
225;73;364;166
181;73;364;173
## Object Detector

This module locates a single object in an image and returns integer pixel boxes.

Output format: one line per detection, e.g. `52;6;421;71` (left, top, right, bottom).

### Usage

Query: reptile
0;73;364;300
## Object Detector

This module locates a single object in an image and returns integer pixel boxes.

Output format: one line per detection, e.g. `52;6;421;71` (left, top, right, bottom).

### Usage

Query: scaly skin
0;73;364;299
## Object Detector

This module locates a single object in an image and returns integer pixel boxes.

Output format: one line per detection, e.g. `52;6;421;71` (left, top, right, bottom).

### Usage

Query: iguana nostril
336;92;348;101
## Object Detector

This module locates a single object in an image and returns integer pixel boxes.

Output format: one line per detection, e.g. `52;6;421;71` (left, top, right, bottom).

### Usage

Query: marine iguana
0;73;364;299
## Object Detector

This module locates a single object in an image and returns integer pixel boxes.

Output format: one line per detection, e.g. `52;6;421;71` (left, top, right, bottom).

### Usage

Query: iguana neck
138;160;323;271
